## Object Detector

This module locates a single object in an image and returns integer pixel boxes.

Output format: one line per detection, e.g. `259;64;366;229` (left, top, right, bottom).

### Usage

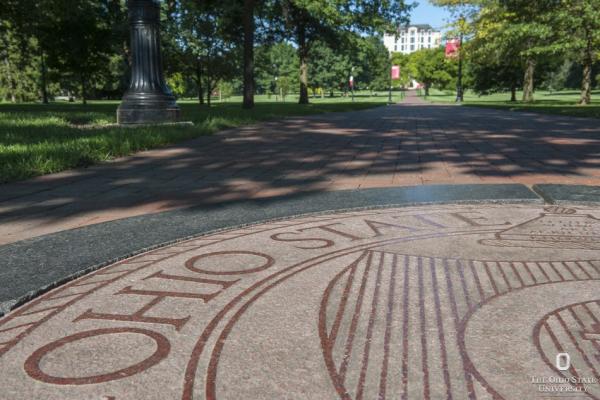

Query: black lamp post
350;67;355;102
455;6;465;103
456;30;464;103
388;55;393;104
117;0;180;124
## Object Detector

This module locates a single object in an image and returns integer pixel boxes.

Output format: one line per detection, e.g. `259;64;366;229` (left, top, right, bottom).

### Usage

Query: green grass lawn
0;92;402;184
421;88;600;119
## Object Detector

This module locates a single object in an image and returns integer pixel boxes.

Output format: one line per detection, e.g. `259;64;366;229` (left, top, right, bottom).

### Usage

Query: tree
1;0;415;107
467;2;524;100
391;52;412;88
164;0;240;105
496;0;560;102
469;60;523;100
306;36;391;97
430;0;480;101
276;76;291;100
550;0;600;104
0;18;42;102
42;0;122;105
242;0;256;108
308;40;350;97
408;48;454;95
255;42;298;96
279;0;412;104
459;0;561;102
354;36;392;92
278;2;320;104
218;0;278;108
1;0;56;103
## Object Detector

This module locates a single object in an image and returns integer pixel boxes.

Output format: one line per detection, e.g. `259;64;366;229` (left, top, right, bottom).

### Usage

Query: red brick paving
1;91;599;244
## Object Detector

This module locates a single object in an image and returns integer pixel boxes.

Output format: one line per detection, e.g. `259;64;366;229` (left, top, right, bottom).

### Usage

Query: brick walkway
1;91;599;244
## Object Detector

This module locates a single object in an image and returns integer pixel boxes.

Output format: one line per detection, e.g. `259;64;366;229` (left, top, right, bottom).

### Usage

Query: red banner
445;39;460;58
391;65;400;80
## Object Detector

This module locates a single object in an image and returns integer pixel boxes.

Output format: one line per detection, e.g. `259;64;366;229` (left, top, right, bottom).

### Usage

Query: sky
407;0;452;31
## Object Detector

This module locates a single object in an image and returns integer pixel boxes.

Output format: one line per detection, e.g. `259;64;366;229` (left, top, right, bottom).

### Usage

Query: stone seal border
0;184;597;317
534;184;600;205
2;203;599;399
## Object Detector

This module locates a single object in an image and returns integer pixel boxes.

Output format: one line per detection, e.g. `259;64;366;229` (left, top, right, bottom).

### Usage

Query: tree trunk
297;21;309;105
3;54;16;103
425;84;430;96
510;83;517;102
1;35;16;102
242;0;255;109
580;61;592;105
522;58;535;102
579;37;592;105
196;59;204;105
40;50;49;104
206;51;212;106
206;78;212;106
80;75;88;105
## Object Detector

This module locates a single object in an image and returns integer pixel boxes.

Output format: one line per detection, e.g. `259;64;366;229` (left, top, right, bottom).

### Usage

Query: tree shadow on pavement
0;101;599;243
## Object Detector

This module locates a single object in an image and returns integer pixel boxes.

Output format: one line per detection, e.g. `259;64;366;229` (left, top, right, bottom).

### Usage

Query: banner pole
388;59;393;104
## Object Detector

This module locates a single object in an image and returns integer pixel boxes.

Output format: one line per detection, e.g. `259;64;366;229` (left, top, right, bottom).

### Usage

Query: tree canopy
2;0;600;107
451;0;600;103
0;0;412;107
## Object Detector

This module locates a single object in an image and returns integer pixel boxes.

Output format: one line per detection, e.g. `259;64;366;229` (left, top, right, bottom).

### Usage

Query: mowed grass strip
422;89;600;119
0;93;399;183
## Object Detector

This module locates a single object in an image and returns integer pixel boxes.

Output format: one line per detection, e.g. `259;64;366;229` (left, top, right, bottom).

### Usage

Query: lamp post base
117;105;181;125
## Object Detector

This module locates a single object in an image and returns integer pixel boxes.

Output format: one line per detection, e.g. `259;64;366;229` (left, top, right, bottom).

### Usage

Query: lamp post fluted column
456;30;464;103
117;0;180;124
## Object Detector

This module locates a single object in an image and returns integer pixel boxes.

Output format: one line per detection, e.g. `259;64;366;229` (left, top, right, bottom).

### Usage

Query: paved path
1;92;599;244
1;203;599;399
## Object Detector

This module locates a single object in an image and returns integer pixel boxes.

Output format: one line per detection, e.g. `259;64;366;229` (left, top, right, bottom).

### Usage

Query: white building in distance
383;24;442;54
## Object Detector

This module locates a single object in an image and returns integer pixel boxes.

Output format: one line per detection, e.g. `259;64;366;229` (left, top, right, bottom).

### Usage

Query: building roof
400;24;438;31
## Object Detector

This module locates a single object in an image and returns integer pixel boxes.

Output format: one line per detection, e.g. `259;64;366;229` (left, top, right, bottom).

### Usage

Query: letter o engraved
185;251;275;275
24;328;170;385
556;353;571;371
